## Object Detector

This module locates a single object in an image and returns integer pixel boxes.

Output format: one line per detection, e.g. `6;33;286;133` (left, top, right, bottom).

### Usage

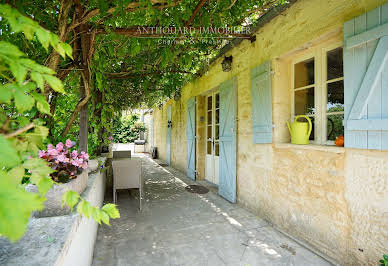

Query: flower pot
26;170;88;218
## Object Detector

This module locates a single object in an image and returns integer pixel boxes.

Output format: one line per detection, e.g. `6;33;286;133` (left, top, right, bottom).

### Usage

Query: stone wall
152;0;388;264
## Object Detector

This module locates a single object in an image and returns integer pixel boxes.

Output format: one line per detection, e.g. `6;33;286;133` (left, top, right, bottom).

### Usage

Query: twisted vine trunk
61;0;95;152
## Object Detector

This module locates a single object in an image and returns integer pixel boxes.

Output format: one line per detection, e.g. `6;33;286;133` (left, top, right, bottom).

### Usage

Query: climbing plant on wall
1;0;286;156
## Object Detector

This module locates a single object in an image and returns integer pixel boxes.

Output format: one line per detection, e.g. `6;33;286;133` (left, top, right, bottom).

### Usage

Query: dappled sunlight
91;156;330;266
197;194;242;228
248;239;282;258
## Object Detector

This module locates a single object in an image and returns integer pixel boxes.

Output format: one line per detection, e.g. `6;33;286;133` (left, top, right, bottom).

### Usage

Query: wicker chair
112;159;143;210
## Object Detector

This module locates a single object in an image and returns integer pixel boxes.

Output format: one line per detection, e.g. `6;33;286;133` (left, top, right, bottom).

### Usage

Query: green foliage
113;113;146;143
327;105;344;141
0;172;45;242
380;255;388;266
62;191;120;226
0;5;119;242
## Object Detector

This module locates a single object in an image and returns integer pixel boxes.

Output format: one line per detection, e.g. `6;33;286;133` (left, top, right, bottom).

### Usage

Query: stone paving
92;154;331;266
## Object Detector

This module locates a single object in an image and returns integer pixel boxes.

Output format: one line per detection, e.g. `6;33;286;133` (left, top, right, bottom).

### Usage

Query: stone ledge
274;143;345;153
0;157;107;266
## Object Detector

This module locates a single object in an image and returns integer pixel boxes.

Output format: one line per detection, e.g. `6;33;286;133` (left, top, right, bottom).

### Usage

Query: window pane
216;94;220;109
309;116;315;141
207;111;212;125
327;80;344;112
207;125;212;138
327;114;344;141
216;109;219;124
215;143;219;156
327;47;343;80
294;57;314;88
215;125;219;140
295;87;315;115
207;141;212;154
207;96;212;110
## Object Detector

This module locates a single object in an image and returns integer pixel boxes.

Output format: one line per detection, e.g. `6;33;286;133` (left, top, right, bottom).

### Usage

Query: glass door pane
294;58;315;88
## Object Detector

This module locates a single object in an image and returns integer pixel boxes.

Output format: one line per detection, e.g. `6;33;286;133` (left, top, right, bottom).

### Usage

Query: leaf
37;177;53;196
0;84;13;103
59;42;73;59
32;92;50;115
35;28;50;51
23;158;52;184
101;210;110;225
91;207;102;224
77;200;92;218
0;135;20;168
16;116;29;127
14;88;35;113
20;58;55;74
22;158;48;170
61;190;79;211
0;41;25;57
53;40;66;58
101;203;120;219
43;74;64;93
7;166;24;184
0;172;44;242
34;125;49;139
31;72;44;91
9;63;28;84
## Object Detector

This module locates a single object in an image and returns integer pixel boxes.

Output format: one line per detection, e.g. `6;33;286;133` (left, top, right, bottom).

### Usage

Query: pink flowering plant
38;139;89;183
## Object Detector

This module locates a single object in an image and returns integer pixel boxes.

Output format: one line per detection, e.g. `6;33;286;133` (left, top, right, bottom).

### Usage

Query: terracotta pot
335;135;344;147
26;170;88;218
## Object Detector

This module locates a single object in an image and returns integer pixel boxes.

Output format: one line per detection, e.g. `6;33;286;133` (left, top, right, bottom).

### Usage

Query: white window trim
206;92;220;156
291;40;343;145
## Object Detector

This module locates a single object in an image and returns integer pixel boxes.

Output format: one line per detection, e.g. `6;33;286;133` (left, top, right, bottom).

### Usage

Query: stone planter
26;170;88;218
87;159;99;173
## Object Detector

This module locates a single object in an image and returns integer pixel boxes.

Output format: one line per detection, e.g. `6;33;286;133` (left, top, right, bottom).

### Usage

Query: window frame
206;92;220;156
291;40;343;145
321;42;344;145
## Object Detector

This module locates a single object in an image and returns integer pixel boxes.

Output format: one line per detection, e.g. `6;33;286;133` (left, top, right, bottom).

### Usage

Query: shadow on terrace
92;145;331;266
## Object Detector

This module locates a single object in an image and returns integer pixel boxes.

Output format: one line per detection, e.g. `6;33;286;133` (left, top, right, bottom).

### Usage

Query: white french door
205;92;220;185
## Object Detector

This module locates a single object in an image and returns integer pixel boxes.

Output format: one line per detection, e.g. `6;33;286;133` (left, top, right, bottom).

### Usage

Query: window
292;43;344;144
207;93;220;155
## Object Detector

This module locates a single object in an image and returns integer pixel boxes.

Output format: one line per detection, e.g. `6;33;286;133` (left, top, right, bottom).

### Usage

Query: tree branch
62;71;91;136
185;0;208;27
5;123;35;139
67;1;180;32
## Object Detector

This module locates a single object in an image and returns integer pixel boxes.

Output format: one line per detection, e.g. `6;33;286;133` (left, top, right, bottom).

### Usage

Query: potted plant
26;139;89;217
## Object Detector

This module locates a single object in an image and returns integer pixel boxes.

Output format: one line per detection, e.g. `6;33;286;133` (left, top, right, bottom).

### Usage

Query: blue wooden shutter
219;77;237;203
344;3;388;150
250;61;272;143
166;105;172;164
186;97;196;180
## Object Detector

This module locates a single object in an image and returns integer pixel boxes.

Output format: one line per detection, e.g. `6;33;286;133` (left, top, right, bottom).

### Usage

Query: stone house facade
152;0;388;264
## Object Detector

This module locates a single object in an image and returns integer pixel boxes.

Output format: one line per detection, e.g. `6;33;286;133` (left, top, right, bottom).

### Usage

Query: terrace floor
92;148;331;266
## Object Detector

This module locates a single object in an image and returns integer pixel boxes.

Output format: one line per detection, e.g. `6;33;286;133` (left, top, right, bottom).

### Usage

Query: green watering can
286;115;312;145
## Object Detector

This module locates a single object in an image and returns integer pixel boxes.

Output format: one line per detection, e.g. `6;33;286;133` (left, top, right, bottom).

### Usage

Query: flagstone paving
92;154;332;266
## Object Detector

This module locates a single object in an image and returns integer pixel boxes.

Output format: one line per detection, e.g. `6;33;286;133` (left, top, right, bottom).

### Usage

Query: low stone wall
55;159;106;266
0;158;106;266
237;144;388;265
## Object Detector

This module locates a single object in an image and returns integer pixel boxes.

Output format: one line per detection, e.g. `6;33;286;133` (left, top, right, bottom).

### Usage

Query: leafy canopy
0;4;119;242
